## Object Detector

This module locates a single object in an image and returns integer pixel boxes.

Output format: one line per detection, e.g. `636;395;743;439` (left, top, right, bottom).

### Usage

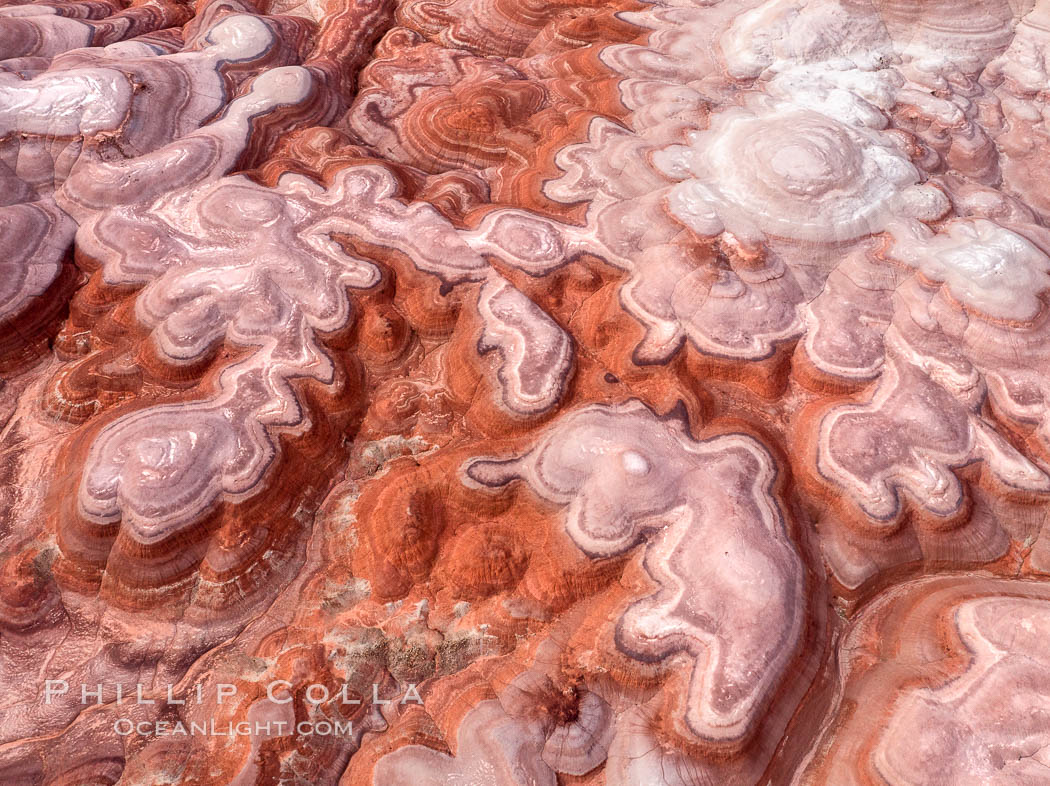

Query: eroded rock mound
1;0;1049;784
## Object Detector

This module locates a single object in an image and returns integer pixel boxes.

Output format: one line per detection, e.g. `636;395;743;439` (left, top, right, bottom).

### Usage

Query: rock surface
1;0;1049;783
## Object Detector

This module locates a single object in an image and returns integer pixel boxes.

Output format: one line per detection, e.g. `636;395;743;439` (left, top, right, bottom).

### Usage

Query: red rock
2;0;1050;783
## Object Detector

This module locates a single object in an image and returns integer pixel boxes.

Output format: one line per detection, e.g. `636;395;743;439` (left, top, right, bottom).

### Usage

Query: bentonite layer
1;0;1050;784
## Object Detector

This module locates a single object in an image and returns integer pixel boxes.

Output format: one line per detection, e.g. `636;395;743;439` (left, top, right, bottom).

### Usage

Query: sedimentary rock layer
1;0;1050;784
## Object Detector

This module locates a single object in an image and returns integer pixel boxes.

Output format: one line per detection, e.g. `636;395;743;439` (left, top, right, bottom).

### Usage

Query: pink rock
2;0;1050;783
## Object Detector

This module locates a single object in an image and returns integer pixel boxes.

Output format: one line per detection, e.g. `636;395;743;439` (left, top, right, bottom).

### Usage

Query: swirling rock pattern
801;576;1050;785
463;401;808;748
3;0;1050;783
